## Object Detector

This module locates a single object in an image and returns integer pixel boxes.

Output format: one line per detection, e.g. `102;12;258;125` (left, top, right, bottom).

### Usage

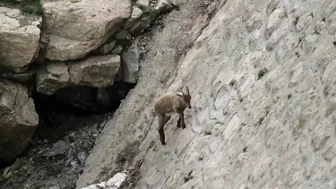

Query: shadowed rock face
78;0;336;188
0;80;38;163
33;81;135;118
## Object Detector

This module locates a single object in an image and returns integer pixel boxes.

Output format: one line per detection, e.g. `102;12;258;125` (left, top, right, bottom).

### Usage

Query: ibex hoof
162;142;166;145
182;124;186;129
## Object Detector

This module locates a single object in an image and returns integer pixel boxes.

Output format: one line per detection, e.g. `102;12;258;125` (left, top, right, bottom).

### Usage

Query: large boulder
0;79;39;162
36;61;70;95
0;7;41;73
68;55;121;87
42;0;132;61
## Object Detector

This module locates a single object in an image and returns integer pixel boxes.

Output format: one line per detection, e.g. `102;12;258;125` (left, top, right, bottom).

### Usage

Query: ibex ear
185;86;190;96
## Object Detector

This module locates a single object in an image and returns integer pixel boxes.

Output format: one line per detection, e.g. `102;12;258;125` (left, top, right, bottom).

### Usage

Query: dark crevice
32;81;135;129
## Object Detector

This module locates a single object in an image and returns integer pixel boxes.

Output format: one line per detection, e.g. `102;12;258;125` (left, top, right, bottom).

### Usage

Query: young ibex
154;86;192;145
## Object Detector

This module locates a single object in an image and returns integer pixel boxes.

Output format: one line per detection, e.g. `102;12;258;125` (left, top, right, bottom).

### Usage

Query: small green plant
3;0;43;15
257;68;268;80
21;0;43;15
287;94;292;99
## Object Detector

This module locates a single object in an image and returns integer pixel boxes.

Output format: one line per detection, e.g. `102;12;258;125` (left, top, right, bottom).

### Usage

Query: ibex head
181;86;191;109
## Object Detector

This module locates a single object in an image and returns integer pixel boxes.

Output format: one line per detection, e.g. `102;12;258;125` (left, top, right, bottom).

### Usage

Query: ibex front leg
164;115;171;125
157;114;167;145
176;109;186;129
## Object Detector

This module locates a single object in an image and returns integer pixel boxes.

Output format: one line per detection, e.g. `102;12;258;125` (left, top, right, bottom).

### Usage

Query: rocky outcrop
76;0;217;187
35;55;121;95
0;79;39;162
0;0;182;168
121;40;140;83
68;55;121;88
36;61;70;95
78;0;336;188
0;7;41;73
42;0;132;61
128;0;179;36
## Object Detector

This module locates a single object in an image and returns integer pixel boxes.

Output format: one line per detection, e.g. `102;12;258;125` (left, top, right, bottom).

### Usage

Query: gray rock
79;172;127;189
0;80;39;162
67;147;76;158
43;140;70;157
128;11;155;36
128;0;178;36
36;61;70;95
116;30;133;41
65;156;74;167
125;6;143;29
121;40;140;83
131;7;143;22
136;0;150;8
68;55;121;88
42;0;132;61
99;41;116;55
111;46;123;54
115;30;133;47
0;7;41;73
77;150;88;165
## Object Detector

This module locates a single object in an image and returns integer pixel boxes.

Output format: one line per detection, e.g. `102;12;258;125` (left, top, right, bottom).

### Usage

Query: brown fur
154;86;191;145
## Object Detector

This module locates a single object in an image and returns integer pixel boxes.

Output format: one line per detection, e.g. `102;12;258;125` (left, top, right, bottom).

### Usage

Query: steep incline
79;0;336;188
76;0;220;187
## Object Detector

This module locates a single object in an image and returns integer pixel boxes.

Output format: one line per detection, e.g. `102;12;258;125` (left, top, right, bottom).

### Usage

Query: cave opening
31;81;136;138
0;81;135;169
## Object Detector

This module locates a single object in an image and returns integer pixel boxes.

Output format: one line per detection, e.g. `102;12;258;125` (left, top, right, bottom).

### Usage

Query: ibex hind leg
177;116;181;128
157;114;166;145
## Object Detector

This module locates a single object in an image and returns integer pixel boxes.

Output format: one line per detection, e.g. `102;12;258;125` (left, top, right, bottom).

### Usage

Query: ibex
154;86;192;145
